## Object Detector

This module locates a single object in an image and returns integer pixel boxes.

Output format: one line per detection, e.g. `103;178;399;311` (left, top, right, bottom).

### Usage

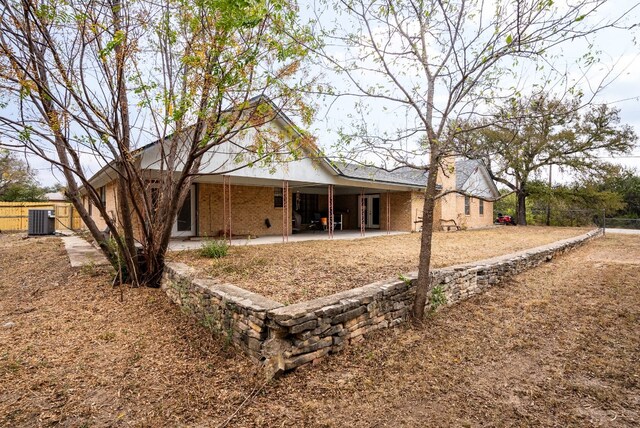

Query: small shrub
200;239;229;258
398;273;412;285
429;285;447;313
106;235;128;280
80;260;98;277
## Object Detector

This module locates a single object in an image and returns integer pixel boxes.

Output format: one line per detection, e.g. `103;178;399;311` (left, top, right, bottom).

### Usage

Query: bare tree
0;0;315;286
312;0;638;319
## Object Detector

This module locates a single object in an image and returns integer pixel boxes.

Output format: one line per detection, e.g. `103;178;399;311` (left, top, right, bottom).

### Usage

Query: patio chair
321;215;343;232
308;212;322;232
334;214;343;231
292;211;302;234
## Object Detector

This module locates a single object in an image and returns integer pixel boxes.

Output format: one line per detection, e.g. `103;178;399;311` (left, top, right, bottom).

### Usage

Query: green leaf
575;15;586;22
506;34;513;45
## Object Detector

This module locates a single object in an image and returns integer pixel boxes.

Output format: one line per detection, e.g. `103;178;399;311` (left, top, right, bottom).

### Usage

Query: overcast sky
304;0;640;183
16;0;640;186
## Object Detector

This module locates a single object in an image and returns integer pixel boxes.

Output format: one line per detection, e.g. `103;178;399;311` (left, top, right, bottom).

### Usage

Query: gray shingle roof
332;159;496;192
333;162;427;187
455;159;482;190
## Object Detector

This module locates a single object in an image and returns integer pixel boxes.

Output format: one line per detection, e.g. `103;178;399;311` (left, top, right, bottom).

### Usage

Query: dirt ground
170;226;592;303
1;231;638;427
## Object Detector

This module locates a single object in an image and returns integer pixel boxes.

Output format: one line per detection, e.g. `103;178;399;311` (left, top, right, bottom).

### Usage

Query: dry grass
170;226;592;303
236;233;640;427
0;234;261;427
1;231;638;427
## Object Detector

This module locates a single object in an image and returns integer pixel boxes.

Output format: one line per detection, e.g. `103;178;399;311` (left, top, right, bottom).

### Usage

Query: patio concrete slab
168;230;409;251
62;235;110;267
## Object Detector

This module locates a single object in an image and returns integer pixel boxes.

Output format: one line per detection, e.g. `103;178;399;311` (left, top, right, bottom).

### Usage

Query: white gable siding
139;120;340;185
460;168;494;199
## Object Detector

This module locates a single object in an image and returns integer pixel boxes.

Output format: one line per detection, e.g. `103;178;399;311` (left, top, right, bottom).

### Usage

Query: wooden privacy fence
0;202;83;232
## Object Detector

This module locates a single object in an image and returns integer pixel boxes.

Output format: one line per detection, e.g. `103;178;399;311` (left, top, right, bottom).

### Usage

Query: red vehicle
496;213;516;225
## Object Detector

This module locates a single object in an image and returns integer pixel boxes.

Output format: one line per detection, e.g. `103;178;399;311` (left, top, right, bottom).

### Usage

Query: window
274;187;283;208
99;186;107;207
479;199;484;216
464;196;471;216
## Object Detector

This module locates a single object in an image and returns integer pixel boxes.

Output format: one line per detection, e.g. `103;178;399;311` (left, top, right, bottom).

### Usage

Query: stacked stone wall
430;229;601;305
162;263;281;362
162;228;603;377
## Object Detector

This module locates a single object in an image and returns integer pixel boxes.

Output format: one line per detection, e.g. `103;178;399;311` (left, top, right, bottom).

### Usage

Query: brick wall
455;195;494;229
410;191;425;232
84;182;118;231
378;191;424;232
434;194;493;230
83;181;152;242
85;181;480;238
198;183;291;237
436;192;459;227
433;156;495;230
380;192;410;231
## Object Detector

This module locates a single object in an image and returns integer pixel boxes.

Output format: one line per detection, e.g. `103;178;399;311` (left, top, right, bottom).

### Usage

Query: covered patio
171;171;425;242
168;228;409;251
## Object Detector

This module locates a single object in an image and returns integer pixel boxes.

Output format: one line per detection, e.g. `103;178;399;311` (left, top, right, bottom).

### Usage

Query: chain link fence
603;217;640;230
515;208;639;230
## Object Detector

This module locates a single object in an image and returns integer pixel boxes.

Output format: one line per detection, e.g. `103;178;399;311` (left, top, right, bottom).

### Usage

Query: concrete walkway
606;228;640;235
61;235;110;267
168;230;409;251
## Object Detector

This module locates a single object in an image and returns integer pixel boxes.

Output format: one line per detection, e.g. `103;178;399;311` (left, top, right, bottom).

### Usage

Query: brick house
435;158;500;230
83;105;498;239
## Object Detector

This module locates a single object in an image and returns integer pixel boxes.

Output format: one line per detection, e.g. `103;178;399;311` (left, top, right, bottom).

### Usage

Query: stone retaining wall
430;228;603;306
162;264;280;362
162;228;603;377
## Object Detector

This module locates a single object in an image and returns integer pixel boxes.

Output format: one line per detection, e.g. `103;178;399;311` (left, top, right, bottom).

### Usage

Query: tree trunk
141;243;165;288
545;165;552;226
412;149;440;320
516;190;527;225
110;0;141;285
114;168;140;283
28;32;120;267
545;204;551;226
140;180;191;288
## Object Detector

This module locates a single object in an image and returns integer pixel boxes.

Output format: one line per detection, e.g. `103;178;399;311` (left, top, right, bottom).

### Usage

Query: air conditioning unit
28;209;56;235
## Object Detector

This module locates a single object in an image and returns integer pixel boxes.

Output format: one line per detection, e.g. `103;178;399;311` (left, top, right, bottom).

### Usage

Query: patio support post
360;188;365;237
328;185;334;239
386;190;391;235
282;180;289;243
223;175;232;245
